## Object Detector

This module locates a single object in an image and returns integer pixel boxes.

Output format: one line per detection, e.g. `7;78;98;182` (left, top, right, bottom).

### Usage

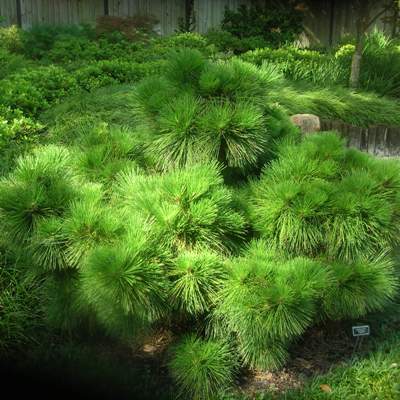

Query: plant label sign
352;325;370;337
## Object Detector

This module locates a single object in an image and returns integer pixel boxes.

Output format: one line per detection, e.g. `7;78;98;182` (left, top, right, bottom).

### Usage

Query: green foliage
114;162;246;253
0;145;78;244
212;240;327;370
0;47;33;78
242;46;347;87
169;248;227;316
169;334;237;400
205;29;269;54
0;65;80;117
80;223;169;337
0;260;44;351
133;49;295;174
243;334;400;400
21;24;95;59
62;186;123;268
73;59;162;91
335;29;400;97
165;48;206;88
0;25;24;53
249;133;400;260
43;269;94;333
72;122;141;183
323;257;398;320
0;112;44;149
268;81;400;127
221;3;304;48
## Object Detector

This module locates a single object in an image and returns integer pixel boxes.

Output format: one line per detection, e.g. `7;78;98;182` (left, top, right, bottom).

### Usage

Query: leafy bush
0;47;33;78
73;59;162;91
205;29;266;54
0;65;79;116
335;30;400;97
0;112;44;149
0;25;24;53
21;24;95;59
221;3;304;48
169;335;237;400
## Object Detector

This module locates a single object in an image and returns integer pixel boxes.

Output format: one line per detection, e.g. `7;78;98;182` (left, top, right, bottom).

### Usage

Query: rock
290;114;321;135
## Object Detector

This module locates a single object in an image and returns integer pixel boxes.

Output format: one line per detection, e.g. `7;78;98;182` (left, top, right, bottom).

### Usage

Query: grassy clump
268;81;400;127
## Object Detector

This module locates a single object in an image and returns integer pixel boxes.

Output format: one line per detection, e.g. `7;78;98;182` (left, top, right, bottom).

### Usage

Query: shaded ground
1;312;399;400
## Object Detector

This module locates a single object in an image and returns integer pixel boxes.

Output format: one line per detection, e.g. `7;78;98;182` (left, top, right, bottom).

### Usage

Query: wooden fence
321;120;400;157
0;0;394;45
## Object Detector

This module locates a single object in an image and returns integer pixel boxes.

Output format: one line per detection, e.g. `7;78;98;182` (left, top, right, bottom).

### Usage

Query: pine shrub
0;145;79;244
169;248;227;317
114;162;246;253
249;133;400;260
80;221;169;337
212;240;327;370
132;48;298;174
169;334;237;400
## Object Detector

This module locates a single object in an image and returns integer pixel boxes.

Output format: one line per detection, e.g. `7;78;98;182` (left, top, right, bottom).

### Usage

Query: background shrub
221;3;304;48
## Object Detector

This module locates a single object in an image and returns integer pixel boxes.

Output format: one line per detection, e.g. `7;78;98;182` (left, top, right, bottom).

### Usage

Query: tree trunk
349;40;363;89
392;3;399;37
349;1;370;89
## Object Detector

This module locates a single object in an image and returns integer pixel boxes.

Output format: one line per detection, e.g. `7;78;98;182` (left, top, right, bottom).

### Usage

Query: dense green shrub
0;112;44;149
80;225;169;338
205;29;267;54
249;133;400;260
0;47;34;78
1;22;400;398
0;25;24;53
169;249;227;316
212;240;327;370
335;30;400;97
241;47;347;86
0;65;79;116
0;145;79;244
169;335;237;399
221;3;304;48
114;162;246;253
21;24;95;59
72;122;141;183
73;59;162;91
267;82;400;127
132;48;298;174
